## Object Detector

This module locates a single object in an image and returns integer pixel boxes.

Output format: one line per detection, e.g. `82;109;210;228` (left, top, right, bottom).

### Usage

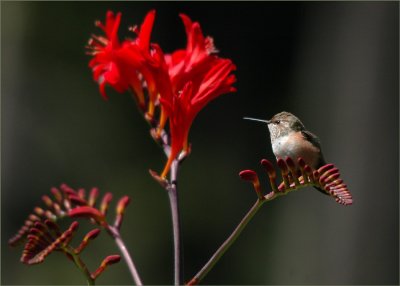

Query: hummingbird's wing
301;130;328;195
300;130;321;148
301;131;353;205
301;130;326;167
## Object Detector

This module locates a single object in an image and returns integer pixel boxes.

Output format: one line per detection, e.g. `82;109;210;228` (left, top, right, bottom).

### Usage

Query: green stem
187;199;265;285
67;249;95;285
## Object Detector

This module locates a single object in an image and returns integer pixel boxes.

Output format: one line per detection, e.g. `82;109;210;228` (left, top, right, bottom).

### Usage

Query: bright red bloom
165;14;219;93
87;11;236;178
159;15;236;177
124;11;161;117
87;11;156;110
159;59;236;177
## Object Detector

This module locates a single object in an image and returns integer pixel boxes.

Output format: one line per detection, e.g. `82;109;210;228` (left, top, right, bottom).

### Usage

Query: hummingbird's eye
275;120;280;124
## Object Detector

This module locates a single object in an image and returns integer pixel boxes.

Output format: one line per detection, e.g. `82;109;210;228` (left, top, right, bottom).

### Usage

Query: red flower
87;11;156;110
159;60;236;178
87;11;236;178
165;14;218;93
158;15;236;177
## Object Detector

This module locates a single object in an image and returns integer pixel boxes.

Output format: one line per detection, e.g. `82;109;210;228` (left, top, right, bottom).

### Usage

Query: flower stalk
187;157;353;285
158;129;184;285
187;198;264;285
107;225;143;286
167;159;184;285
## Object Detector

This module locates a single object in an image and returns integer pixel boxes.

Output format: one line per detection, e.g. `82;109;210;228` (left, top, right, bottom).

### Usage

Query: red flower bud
239;170;263;200
69;206;106;225
91;255;121;280
239;170;258;182
88;188;99;207
260;159;276;179
100;192;113;215
114;196;131;229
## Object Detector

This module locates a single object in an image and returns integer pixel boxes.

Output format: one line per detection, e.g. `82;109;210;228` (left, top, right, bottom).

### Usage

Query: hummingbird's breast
271;131;320;169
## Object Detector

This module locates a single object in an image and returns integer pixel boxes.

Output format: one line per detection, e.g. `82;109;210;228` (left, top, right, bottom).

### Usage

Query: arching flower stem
187;191;293;285
187;198;265;285
106;225;143;286
187;158;352;285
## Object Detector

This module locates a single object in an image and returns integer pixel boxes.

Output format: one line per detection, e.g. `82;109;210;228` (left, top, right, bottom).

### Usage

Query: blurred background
2;2;398;285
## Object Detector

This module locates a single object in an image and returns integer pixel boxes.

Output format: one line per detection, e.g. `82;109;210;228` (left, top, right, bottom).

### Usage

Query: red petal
138;10;156;51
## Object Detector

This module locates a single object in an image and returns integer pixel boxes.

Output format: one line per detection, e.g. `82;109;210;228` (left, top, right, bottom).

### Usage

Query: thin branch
149;127;187;285
188;157;353;285
157;128;184;285
187;199;265;285
107;226;143;286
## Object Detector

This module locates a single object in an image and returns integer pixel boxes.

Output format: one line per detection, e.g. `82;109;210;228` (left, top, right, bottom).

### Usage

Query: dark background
2;1;399;285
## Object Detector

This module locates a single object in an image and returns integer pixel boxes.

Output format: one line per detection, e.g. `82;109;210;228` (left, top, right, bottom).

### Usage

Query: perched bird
244;111;328;194
266;111;326;169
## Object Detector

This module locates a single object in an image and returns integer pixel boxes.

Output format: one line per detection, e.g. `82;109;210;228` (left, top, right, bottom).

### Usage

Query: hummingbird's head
267;111;305;140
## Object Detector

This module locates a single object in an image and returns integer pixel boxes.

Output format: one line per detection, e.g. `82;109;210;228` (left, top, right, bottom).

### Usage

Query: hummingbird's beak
243;117;269;124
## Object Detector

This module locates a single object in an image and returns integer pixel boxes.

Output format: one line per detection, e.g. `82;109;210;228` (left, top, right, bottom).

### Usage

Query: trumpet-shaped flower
159;59;236;177
158;15;236;177
87;11;236;178
87;10;156;110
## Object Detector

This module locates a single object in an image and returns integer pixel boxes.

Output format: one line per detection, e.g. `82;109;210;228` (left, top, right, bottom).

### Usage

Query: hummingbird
244;111;327;194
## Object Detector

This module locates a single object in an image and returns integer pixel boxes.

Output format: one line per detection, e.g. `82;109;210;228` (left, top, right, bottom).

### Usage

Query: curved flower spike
21;221;79;265
21;218;120;284
240;157;353;206
9;184;132;285
10;184;132;248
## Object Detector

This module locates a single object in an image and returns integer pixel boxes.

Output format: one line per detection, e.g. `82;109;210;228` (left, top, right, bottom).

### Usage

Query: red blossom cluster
9;184;128;282
239;157;353;206
87;11;236;178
